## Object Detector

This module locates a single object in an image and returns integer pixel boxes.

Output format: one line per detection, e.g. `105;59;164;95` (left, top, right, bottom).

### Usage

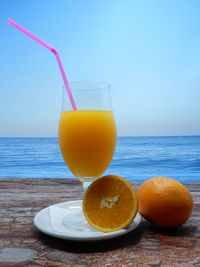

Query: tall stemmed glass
58;81;117;231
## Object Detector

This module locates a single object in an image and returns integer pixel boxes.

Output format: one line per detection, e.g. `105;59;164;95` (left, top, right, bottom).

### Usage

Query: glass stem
82;181;92;193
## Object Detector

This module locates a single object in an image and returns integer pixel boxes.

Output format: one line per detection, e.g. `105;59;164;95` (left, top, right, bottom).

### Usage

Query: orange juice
58;110;116;180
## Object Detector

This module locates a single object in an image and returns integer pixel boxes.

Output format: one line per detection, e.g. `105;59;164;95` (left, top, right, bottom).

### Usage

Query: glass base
62;177;99;232
63;210;97;232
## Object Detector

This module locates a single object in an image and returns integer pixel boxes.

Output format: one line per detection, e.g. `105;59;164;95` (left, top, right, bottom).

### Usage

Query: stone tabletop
0;178;199;267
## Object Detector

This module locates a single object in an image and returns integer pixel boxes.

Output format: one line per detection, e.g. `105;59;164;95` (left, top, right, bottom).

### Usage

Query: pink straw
7;18;77;110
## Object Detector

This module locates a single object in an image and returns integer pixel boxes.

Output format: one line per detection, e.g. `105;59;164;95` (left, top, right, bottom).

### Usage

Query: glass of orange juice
58;81;117;231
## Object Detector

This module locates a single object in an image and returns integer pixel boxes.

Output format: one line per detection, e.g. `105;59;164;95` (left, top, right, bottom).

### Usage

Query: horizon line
0;135;200;138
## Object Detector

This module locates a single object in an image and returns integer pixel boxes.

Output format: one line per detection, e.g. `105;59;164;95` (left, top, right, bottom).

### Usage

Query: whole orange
137;177;193;228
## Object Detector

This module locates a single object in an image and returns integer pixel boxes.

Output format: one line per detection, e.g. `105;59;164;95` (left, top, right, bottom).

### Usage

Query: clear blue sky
0;0;200;137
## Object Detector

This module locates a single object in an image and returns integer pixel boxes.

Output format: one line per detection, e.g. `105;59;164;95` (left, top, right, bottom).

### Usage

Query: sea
0;136;199;183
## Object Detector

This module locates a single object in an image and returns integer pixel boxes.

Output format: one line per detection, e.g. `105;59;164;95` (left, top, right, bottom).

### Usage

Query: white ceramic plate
34;200;141;241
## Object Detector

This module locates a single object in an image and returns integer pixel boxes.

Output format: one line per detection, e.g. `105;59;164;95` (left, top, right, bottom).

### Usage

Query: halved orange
82;175;138;233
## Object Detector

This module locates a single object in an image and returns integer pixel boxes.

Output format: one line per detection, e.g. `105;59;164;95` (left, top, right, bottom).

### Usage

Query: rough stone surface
0;178;200;267
0;248;36;262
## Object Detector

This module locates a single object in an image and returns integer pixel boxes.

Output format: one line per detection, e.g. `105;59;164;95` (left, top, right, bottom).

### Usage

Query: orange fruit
137;177;193;228
83;175;138;232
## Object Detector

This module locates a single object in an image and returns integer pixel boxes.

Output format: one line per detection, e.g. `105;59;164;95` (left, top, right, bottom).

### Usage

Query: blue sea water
0;136;199;183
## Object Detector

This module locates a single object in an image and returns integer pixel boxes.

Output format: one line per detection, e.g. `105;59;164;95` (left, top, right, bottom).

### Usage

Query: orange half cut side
83;175;138;233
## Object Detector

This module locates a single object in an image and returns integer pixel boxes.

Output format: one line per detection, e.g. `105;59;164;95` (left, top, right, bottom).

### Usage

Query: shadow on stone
144;220;198;237
36;222;145;253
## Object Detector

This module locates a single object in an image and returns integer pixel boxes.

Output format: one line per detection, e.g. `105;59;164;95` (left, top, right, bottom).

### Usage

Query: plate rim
34;200;141;241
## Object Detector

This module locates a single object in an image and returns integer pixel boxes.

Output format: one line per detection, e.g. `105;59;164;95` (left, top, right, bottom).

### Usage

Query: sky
0;0;200;137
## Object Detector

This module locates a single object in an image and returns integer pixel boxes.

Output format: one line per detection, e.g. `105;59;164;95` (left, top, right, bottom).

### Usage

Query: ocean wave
0;136;200;182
